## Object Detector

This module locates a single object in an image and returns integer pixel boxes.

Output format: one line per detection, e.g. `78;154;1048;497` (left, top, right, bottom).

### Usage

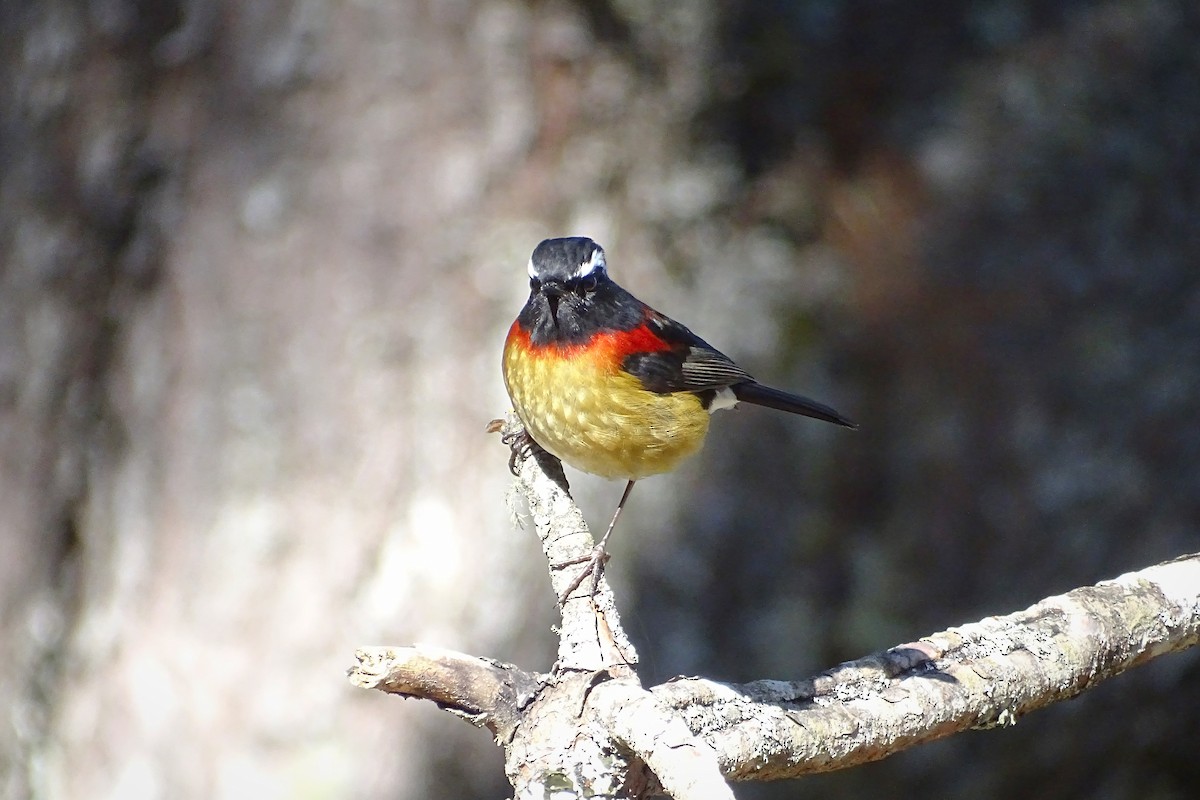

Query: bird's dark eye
576;274;598;295
529;277;541;293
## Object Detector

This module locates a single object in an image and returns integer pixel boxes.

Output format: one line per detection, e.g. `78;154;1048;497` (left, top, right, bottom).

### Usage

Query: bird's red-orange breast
502;321;712;480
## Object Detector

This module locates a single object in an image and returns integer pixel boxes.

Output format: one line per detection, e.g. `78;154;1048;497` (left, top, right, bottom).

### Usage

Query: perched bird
502;236;855;601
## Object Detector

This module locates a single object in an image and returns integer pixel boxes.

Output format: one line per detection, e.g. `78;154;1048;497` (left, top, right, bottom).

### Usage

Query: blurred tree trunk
1;1;733;797
0;1;573;797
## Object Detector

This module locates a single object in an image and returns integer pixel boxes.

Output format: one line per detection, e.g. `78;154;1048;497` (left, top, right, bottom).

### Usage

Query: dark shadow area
708;0;1104;176
633;2;1200;798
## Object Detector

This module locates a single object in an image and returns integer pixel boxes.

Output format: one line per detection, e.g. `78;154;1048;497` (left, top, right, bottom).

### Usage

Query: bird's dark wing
620;308;858;427
620;311;752;394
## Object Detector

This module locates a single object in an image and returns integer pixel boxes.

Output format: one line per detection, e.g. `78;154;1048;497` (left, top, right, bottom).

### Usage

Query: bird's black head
519;237;641;346
528;237;607;286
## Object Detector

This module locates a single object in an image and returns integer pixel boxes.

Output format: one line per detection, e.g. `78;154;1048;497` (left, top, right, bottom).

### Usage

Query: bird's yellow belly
503;343;710;480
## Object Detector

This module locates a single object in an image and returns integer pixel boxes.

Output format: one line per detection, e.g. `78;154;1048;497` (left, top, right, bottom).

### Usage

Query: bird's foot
488;417;570;491
554;545;611;606
501;428;535;476
487;418;536;476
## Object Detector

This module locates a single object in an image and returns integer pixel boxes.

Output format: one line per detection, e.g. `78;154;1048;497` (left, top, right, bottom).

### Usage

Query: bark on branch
348;416;1200;798
653;551;1200;779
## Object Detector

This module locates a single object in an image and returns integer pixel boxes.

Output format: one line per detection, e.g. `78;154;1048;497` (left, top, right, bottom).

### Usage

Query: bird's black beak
540;280;566;298
540;280;566;324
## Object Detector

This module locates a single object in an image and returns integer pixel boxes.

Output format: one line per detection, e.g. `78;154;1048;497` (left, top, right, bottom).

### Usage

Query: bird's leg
557;480;636;605
596;479;635;553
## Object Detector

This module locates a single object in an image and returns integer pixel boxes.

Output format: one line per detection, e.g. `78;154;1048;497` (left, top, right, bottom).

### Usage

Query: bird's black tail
732;381;857;428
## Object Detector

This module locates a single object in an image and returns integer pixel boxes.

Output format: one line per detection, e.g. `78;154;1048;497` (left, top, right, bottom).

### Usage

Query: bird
502;236;855;602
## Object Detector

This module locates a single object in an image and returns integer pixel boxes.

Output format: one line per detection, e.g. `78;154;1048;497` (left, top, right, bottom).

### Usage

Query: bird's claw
501;429;535;476
488;418;536;476
554;545;611;606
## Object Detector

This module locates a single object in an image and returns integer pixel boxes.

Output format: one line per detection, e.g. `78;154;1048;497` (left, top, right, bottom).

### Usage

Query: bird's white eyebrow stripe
573;247;605;279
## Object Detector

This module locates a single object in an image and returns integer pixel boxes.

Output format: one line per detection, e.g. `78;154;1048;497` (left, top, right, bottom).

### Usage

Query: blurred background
2;0;1198;798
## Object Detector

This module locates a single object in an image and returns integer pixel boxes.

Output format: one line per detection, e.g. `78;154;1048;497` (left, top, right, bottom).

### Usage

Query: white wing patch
708;386;739;413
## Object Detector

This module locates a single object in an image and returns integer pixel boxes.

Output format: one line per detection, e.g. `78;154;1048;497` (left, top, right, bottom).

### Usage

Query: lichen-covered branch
490;415;731;799
494;414;640;674
653;553;1200;780
349;421;1200;798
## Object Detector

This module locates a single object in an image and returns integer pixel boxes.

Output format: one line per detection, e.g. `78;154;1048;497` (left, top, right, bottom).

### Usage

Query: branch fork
348;414;1200;798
